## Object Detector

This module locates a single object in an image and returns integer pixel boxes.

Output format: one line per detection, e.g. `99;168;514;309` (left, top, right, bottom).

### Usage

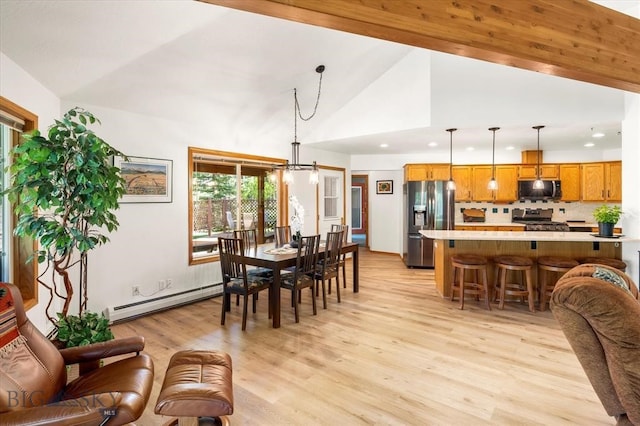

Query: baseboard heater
105;283;222;324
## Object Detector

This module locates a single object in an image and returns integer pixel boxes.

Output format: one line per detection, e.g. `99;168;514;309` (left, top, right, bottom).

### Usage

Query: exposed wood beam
199;0;640;93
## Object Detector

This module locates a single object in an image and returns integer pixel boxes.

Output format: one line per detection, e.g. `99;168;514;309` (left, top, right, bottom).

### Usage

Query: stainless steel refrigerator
403;181;455;268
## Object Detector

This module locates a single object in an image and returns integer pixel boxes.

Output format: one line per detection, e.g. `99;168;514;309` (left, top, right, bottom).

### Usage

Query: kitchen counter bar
419;229;634;299
422;230;633;242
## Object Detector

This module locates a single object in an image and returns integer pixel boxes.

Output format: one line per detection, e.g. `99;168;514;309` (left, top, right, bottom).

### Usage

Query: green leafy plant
2;107;126;326
56;311;114;347
593;205;622;224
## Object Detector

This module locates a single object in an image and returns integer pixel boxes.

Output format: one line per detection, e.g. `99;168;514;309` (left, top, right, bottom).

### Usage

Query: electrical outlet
159;280;166;290
166;279;172;288
132;286;140;296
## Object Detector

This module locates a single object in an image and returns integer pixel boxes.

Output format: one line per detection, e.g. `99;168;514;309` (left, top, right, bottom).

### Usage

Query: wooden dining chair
330;224;349;288
218;237;272;331
280;234;320;323
233;229;272;306
314;230;344;309
274;225;291;247
234;228;258;249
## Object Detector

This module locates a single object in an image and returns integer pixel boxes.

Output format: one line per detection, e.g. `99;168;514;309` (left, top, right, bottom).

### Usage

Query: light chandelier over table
273;65;325;185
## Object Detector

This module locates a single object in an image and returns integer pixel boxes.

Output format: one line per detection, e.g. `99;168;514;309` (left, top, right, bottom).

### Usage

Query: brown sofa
0;282;154;425
550;264;640;425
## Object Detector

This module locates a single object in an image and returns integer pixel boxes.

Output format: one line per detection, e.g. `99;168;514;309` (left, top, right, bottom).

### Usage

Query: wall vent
105;284;221;323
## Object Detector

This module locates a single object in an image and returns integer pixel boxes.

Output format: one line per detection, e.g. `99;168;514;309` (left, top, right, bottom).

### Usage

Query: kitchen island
419;229;633;298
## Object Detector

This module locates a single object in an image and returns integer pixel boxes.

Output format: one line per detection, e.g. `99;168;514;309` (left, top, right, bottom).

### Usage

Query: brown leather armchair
550;264;640;426
0;282;154;425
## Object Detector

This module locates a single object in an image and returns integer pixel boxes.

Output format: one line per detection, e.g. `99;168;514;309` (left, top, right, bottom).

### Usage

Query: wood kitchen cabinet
404;164;451;182
605;162;622;201
581;161;621;202
582;163;606;201
471;166;494;201
494;165;518;201
518;164;559;179
559;164;581;201
451;166;472;201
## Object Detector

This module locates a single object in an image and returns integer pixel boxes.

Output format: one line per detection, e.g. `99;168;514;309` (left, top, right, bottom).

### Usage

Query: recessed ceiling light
592;132;605;138
380;143;388;148
428;142;437;147
466;147;474;151
505;146;515;150
584;142;595;147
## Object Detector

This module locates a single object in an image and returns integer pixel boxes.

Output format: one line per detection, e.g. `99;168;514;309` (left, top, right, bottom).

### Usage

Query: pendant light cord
293;66;324;142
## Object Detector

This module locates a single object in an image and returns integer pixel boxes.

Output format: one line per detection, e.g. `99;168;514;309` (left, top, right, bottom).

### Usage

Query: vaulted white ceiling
0;0;633;157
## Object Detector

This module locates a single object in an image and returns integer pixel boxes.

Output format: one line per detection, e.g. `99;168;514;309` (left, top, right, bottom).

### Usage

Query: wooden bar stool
450;254;491;310
493;255;535;312
537;256;579;311
578;257;627;272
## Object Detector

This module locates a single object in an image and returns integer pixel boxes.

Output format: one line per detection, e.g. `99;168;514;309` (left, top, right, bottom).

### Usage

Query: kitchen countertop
456;222;524;227
420;229;636;242
456;222;621;229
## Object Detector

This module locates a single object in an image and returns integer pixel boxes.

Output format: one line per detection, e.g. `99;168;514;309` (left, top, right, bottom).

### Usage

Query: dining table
242;241;359;328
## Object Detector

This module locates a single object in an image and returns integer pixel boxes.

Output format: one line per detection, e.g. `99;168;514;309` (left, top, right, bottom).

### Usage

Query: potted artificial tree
592;204;622;237
3;107;126;340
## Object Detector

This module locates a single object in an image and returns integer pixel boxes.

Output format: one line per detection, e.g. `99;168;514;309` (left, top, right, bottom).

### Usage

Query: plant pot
290;240;304;248
598;222;614;237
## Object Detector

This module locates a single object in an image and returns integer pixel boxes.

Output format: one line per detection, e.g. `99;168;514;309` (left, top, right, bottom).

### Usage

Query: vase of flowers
289;195;304;247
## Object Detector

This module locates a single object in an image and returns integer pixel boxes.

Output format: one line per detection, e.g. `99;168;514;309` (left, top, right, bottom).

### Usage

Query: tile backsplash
455;201;621;224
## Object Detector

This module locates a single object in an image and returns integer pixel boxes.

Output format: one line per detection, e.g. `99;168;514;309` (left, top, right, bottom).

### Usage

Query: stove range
521;221;570;232
511;208;570;231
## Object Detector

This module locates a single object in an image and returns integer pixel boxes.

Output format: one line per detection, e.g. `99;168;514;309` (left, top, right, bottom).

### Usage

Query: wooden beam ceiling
199;0;640;93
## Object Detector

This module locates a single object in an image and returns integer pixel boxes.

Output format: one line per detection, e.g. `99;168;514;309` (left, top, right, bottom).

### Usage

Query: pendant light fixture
532;125;545;189
273;65;325;185
487;127;499;190
446;128;457;191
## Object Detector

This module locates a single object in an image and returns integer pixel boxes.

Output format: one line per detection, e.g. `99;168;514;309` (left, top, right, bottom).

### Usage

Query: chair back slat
218;237;247;284
274;225;291;247
295;234;320;278
234;229;258;250
323;230;344;268
330;224;349;243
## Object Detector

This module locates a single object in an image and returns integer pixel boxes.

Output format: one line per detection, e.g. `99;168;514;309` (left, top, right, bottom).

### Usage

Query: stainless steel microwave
517;180;562;200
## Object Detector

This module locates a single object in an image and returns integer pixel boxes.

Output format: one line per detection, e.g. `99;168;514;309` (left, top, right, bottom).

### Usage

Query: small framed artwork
376;180;393;194
114;156;173;203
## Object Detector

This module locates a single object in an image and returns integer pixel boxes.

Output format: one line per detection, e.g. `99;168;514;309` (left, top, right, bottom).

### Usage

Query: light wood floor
112;249;612;425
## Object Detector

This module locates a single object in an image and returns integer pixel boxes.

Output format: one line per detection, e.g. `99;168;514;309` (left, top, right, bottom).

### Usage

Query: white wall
621;92;640;287
362;170;404;254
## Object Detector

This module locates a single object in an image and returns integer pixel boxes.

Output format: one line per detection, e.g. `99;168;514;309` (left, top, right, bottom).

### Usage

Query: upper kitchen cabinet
494;165;519;201
452;166;472;201
581;161;622;202
559;164;581;201
518;164;559;180
605;162;622;202
471;166;494;201
404;164;451;182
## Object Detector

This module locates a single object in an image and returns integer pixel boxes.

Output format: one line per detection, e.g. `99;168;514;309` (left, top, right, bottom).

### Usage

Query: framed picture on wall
114;156;173;203
376;180;393;194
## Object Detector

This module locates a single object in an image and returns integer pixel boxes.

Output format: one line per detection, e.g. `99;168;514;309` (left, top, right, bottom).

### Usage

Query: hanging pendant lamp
487;127;499;190
446;128;457;191
533;125;545;189
273;65;325;185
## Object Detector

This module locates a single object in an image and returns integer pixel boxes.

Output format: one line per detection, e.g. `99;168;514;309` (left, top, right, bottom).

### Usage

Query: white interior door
317;168;345;239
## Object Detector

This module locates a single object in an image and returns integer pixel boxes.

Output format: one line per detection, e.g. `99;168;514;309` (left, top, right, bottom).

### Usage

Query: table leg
353;246;359;293
272;268;281;328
